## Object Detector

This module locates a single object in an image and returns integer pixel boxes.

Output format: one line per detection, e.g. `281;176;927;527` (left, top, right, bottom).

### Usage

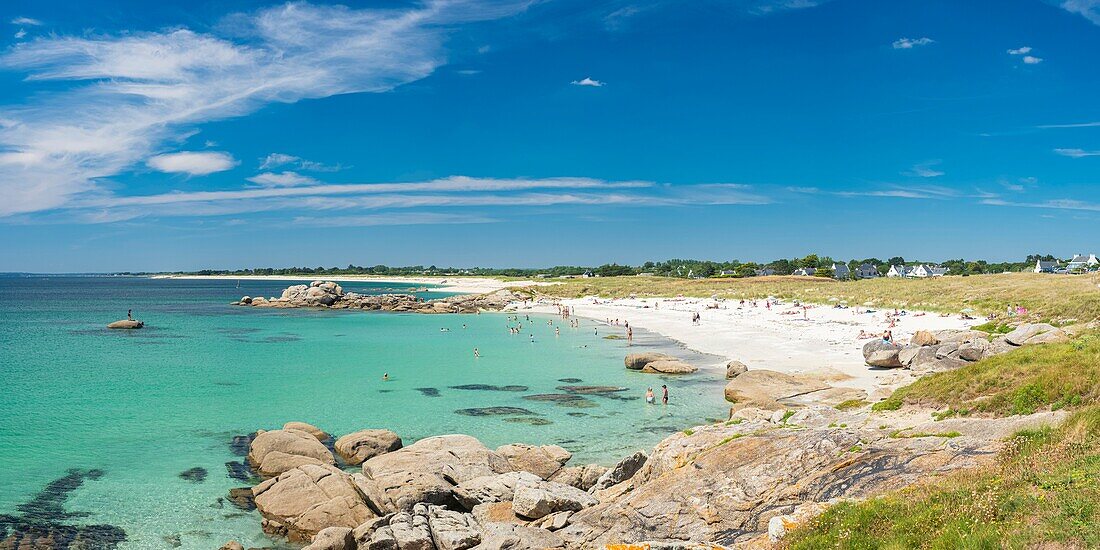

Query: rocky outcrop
234;281;523;314
249;428;336;477
511;479;599;520
252;464;376;542
358;435;514;513
335;429;402;466
495;444;571;480
624;352;698;374
284;421;330;442
723;369;829;409
885;324;1068;377
593;451;647;490
1004;323;1069;345
547;464;606;491
303;526;354;550
453;472;542;510
726;360;748;379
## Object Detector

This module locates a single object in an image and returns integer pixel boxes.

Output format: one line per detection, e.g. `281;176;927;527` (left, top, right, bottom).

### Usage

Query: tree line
168;254;1060;279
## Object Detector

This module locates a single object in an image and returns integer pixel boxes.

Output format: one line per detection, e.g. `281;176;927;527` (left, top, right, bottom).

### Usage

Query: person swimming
382;373;389;381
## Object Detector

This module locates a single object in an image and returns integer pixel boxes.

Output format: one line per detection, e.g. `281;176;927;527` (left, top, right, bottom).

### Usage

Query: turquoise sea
0;276;728;548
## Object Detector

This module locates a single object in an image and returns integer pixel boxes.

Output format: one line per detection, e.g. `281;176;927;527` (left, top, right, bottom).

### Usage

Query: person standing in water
661;384;668;405
645;388;655;404
473;348;480;358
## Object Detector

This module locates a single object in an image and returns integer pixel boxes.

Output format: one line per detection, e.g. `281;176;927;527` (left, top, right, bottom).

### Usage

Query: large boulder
475;523;565;549
910;330;938;346
249;429;335;476
862;339;903;367
495;444;571;479
359;435;513;513
354;504;481;550
252;464;375;542
624;352;674;370
453;471;542;510
303;526;354;550
427;506;482;550
640;360;698;374
548;464;607;491
284;422;330;442
956;339;990;362
257;451;326;477
1005;323;1069;346
726;360;748;379
335;429;402;466
723;369;829;408
593;451;647;490
107;320;143;329
512;479;599;520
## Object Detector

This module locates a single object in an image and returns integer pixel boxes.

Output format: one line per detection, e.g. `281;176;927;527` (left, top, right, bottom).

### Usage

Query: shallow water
0;276;727;548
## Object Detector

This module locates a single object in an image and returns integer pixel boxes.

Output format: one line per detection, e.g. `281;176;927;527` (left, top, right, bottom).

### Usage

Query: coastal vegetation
784;404;1100;549
533;272;1100;322
872;333;1100;416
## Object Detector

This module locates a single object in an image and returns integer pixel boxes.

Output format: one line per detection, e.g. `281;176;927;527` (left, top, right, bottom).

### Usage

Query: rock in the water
723;369;829;408
248;429;335;476
511;479;599;519
107;319;143;329
624;352;674;370
283;421;330;442
495;444;572;479
862;339;903;367
359;434;514;513
304;526;354;550
725;360;748;379
453;471;542;510
335;429;402;466
594;451;647;490
227;487;255;511
252;464;375;543
640;359;698;374
178;467;207;483
219;542;245;550
1005;323;1069;346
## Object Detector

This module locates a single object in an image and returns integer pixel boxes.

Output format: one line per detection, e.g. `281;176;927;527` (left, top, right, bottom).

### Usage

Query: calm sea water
0;276;727;549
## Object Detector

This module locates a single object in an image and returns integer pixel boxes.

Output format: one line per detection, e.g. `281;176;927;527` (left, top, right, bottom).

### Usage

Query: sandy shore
520;296;972;396
154;274;544;294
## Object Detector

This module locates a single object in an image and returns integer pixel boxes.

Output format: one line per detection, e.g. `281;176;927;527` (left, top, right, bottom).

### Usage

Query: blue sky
2;0;1100;271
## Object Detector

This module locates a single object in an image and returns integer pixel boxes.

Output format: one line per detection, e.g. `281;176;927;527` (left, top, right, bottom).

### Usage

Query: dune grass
784;405;1100;549
872;334;1100;417
529;272;1100;322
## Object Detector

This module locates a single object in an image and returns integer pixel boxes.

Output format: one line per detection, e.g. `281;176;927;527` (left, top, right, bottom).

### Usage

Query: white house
886;264;910;278
1066;254;1099;272
854;263;880;279
792;267;816;276
830;262;851;280
910;264;949;278
1034;260;1059;273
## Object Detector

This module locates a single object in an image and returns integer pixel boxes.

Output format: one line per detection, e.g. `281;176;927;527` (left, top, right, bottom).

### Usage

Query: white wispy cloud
1038;121;1100;129
892;37;934;49
1007;46;1032;55
1058;0;1100;25
11;17;42;26
259;152;339;172
0;1;530;217
981;197;1100;212
1054;148;1100;158
293;212;499;227
604;5;644;30
1007;45;1042;63
14;29;26;39
1022;55;1043;64
904;160;945;178
247;171;319;187
571;77;604;87
147;151;237;175
749;0;826;15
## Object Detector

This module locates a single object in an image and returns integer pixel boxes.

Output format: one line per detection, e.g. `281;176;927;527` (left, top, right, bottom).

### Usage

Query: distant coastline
153;273;542;294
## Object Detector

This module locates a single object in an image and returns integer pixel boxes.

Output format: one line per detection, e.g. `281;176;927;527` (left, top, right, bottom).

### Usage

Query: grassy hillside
873;334;1100;417
530;272;1100;322
784;405;1100;549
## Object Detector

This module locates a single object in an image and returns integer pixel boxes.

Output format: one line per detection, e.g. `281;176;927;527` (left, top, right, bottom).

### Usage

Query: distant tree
887;256;905;266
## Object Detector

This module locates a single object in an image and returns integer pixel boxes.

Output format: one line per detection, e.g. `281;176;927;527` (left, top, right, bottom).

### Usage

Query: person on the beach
661;384;668;405
645;388;655;404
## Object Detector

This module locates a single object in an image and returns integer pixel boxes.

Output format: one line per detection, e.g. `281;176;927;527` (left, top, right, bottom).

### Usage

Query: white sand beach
520;296;973;396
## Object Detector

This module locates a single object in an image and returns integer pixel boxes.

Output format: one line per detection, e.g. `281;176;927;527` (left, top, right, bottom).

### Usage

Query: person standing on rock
127;309;133;321
661;384;668;405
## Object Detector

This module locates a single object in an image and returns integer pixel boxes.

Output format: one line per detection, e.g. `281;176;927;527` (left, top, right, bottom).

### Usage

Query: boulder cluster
233;281;523;314
623;352;698;374
862;323;1069;375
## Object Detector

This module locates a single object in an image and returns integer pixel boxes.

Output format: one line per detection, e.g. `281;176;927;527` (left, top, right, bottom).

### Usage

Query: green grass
530;272;1100;322
871;334;1100;416
889;429;962;439
971;320;1014;335
784;405;1100;549
834;399;869;411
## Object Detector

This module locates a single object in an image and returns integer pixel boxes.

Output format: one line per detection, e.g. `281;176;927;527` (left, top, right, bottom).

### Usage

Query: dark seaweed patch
454;407;537;416
522;394;598;408
557;378;583;383
448;384;528;392
415;387;441;397
0;468;126;549
503;417;553;426
178;467;207;483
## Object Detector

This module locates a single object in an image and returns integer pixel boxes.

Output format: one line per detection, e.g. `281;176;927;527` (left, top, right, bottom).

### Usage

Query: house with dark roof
830;262;851;280
1034;259;1059;273
854;263;880;279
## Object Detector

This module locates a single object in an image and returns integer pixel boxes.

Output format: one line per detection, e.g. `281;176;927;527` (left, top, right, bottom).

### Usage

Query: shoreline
517;295;974;397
